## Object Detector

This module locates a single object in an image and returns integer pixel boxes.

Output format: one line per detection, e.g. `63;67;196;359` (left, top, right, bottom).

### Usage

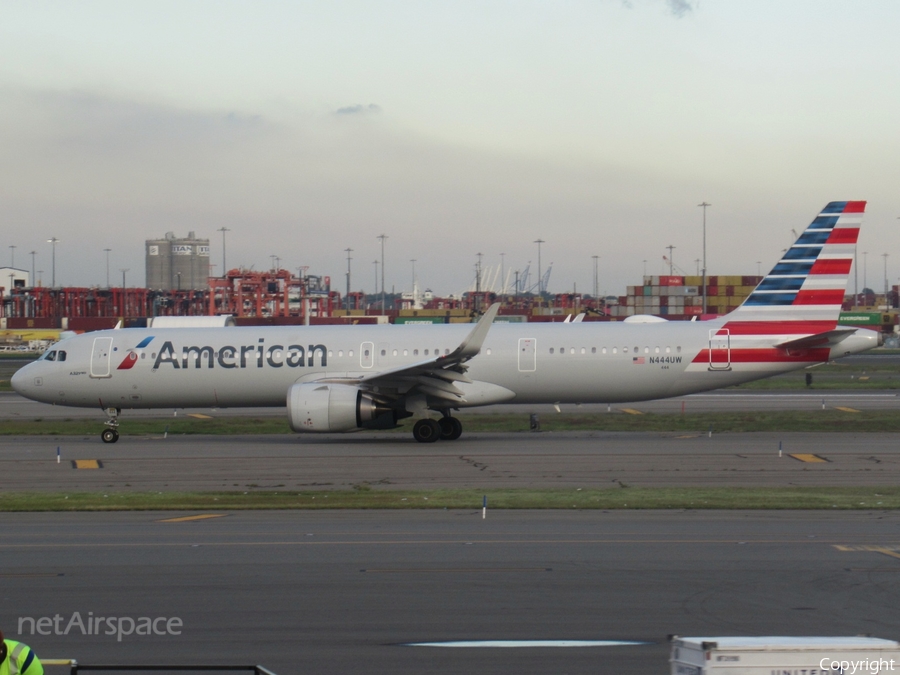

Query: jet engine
287;383;393;432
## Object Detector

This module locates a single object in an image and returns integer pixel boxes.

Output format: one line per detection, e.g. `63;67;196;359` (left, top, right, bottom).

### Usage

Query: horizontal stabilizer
776;327;857;350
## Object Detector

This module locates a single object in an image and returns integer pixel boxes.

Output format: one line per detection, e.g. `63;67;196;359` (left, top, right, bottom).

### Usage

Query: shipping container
839;312;889;326
670;636;900;675
393;316;447;324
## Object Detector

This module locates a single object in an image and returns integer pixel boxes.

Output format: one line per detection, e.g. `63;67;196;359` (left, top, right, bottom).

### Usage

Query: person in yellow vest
0;629;43;675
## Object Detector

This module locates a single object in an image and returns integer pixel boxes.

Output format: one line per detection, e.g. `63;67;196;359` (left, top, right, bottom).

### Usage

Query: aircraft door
708;329;731;371
90;337;114;378
518;338;536;372
360;341;374;369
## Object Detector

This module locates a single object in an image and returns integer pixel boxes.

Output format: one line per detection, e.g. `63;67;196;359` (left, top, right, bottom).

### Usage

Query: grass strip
5;409;900;436
3;487;900;511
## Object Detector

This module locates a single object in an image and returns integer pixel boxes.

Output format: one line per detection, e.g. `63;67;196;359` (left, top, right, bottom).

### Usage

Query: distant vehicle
12;201;880;444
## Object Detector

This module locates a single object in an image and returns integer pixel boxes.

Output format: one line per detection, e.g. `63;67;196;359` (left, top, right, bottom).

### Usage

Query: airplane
11;201;881;444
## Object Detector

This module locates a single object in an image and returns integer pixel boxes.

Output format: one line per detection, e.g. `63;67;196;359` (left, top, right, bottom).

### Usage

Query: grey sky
1;1;898;296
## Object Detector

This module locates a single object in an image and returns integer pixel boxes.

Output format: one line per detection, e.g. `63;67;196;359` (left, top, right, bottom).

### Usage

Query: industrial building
145;232;210;290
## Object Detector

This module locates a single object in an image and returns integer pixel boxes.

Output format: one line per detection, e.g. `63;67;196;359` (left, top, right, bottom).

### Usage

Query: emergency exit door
518;338;536;372
708;329;731;371
90;337;114;378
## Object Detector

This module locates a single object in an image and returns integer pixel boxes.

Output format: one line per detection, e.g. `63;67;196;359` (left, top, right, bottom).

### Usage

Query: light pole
863;251;868;291
883;253;889;309
29;251;36;288
103;248;112;288
697;201;711;314
47;238;59;287
344;248;353;307
218;227;230;277
642;259;647;277
665;245;675;276
592;255;599;298
120;268;129;315
410;258;416;290
533;239;545;296
377;234;388;313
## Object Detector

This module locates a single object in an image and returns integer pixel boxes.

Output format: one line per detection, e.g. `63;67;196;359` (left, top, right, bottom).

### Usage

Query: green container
838;312;885;326
393;316;447;324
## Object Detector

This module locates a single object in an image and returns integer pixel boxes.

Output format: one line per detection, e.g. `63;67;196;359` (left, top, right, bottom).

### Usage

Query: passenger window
644;347;649;354
612;347;617;354
591;347;596;354
665;347;671;354
364;349;370;357
328;350;333;358
581;348;585;354
634;346;639;353
560;347;564;354
338;350;343;357
414;349;419;356
486;348;492;355
403;349;408;356
677;346;682;353
550;348;555;354
381;349;386;356
654;347;660;354
623;347;628;353
570;348;575;354
444;349;449;355
600;347;605;354
392;349;398;356
349;350;354;357
424;350;429;356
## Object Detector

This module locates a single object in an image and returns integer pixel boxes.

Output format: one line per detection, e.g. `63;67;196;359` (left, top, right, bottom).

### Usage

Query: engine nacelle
287;383;390;433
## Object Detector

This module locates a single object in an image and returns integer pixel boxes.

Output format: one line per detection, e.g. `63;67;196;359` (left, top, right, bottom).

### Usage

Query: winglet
440;303;501;363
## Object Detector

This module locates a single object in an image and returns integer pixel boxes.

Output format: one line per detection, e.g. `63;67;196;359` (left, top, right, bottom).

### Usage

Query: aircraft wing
775;327;858;350
315;303;501;405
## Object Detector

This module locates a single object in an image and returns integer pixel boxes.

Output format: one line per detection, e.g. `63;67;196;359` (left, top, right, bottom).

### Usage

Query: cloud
620;0;696;18
335;104;382;116
665;0;694;18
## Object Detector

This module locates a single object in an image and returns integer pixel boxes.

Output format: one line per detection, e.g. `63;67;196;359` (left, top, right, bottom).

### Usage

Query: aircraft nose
11;366;30;396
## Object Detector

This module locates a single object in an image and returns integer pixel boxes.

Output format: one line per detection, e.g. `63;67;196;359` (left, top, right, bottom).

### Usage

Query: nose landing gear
102;407;120;443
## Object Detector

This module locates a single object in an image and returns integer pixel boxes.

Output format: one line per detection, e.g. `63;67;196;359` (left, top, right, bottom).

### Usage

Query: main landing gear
101;407;120;443
412;415;463;443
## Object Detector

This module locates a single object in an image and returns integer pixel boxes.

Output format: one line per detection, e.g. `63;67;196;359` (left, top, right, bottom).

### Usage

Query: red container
68;317;118;332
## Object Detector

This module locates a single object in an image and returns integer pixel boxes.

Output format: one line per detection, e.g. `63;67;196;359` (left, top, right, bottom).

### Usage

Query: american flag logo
632;357;645;365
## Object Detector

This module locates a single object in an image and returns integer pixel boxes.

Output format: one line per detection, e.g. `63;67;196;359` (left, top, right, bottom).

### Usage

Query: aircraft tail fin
725;201;865;324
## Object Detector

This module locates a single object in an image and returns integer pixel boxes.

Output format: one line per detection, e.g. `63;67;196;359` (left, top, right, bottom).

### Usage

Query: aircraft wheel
439;416;463;441
413;419;441;443
101;429;119;444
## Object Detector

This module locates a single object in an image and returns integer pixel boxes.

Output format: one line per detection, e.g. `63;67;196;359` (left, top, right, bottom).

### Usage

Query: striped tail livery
692;201;880;375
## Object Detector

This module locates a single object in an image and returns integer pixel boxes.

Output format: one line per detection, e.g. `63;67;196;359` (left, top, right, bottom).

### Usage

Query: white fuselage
11;320;880;411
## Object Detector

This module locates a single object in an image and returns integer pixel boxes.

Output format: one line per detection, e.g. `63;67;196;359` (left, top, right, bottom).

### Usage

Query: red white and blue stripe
688;201;866;371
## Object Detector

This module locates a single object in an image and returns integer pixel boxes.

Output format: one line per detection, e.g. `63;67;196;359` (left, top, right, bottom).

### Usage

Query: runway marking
674;434;700;439
71;460;102;470
403;640;649;648
187;413;213;419
156;514;228;523
789;453;828;463
619;408;643;415
834;406;861;413
362;567;552;573
0;573;64;578
833;545;900;562
858;376;870;381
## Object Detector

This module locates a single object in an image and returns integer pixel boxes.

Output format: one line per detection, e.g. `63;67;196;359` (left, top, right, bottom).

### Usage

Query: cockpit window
44;351;56;361
57;351;67;362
